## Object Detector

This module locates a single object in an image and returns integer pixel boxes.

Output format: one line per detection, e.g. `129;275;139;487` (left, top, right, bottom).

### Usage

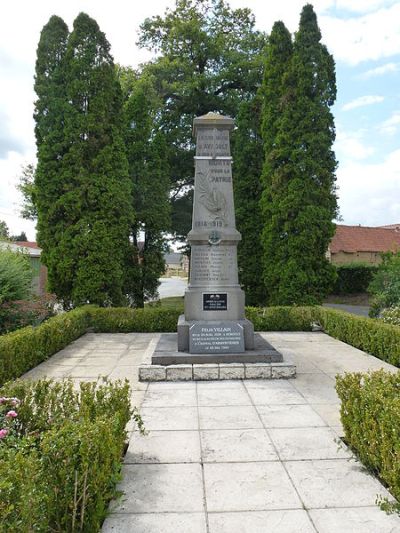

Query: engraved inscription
190;246;237;285
189;322;245;353
196;129;230;157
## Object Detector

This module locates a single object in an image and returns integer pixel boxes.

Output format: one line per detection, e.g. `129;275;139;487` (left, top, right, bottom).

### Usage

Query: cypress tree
35;13;133;307
232;95;267;306
34;15;69;282
261;5;338;304
123;75;170;307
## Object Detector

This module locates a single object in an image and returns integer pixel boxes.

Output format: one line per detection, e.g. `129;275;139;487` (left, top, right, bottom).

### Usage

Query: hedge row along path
21;330;400;533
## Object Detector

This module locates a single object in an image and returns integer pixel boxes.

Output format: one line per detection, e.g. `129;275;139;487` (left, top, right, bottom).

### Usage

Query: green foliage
380;307;400;326
0;378;132;532
368;251;400;317
260;6;338;305
138;0;266;240
232;96;267;306
332;262;378;295
0;248;33;305
0;220;10;239
87;306;182;333
336;370;400;514
0;307;90;386
122;74;170;307
17;164;38;221
35;14;134;308
317;306;400;367
0;294;56;335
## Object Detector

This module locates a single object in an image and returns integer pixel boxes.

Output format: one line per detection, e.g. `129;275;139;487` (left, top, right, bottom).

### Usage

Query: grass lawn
146;296;184;310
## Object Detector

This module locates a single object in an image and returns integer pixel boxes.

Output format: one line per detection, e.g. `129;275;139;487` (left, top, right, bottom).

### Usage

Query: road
323;303;370;317
158;277;188;298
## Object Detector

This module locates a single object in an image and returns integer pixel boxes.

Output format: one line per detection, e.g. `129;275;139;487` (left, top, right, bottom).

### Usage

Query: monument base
138;333;295;382
153;332;283;365
177;314;254;352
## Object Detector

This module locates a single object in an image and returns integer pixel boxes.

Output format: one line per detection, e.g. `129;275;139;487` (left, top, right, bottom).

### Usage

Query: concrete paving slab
197;387;251;406
125;430;201;464
140;406;199;431
201;429;278;463
269;427;351;461
308;506;400;532
246;384;307;405
204;461;302;512
142;388;197;408
208;510;317;533
285;459;395;508
199;405;263;430
102;512;207;533
256;404;326;428
112;464;204;513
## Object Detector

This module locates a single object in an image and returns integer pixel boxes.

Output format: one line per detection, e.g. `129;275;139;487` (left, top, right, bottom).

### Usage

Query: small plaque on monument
203;293;227;311
189;322;245;354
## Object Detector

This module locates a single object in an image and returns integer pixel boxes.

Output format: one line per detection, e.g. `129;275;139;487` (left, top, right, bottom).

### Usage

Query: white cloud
335;0;397;13
320;3;400;65
342;95;384;111
380;111;400;135
335;129;374;161
337;148;400;226
361;62;399;78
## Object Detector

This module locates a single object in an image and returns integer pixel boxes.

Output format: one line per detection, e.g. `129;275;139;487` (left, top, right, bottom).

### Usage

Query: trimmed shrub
332;262;378;295
0;378;133;532
246;306;316;331
0;307;90;386
87;306;181;333
316;306;400;368
336;370;400;513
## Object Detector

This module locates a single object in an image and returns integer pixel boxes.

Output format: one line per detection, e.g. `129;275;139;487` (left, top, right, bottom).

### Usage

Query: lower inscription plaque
203;293;227;311
189;322;244;354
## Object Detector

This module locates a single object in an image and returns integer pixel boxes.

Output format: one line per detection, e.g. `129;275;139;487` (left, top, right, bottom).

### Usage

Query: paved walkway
22;332;399;532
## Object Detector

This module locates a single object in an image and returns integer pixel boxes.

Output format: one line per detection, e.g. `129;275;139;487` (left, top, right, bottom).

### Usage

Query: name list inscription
190;246;237;285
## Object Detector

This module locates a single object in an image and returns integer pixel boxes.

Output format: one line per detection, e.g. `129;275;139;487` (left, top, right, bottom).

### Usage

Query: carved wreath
197;171;227;222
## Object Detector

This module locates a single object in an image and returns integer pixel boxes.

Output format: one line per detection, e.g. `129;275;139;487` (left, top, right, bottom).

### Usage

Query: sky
1;0;400;240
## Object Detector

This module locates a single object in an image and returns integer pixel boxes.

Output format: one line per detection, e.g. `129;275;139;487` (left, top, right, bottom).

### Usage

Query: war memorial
139;112;295;381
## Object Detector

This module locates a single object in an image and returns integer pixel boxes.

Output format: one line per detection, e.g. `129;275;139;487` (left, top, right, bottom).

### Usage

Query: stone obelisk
178;112;254;354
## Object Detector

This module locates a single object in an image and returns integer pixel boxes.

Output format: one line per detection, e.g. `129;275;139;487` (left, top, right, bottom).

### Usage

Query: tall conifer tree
261;5;338;304
123;75;170;307
34;15;69;280
232;96;266;306
34;13;133;306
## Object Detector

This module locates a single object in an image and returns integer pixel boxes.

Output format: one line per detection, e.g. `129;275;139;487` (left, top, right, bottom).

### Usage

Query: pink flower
6;410;17;418
0;397;6;405
10;398;19;407
0;428;8;438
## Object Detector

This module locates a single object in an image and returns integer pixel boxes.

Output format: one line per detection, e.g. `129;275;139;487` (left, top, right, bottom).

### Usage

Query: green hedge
0;378;133;532
0;307;90;386
332;263;378;294
246;306;316;331
88;306;181;333
316;306;400;367
336;370;400;513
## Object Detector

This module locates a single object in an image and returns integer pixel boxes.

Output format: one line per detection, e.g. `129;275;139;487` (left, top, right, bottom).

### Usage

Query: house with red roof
328;224;400;265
